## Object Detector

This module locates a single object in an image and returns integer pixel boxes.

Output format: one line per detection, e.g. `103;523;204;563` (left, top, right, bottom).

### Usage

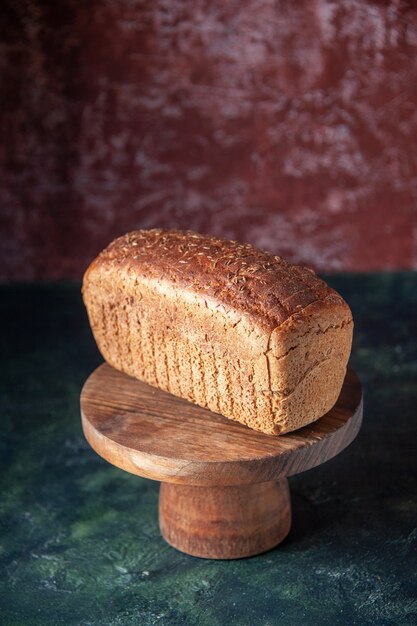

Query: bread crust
82;229;353;434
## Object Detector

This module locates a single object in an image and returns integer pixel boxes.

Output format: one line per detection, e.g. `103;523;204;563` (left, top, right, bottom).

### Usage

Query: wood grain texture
159;479;291;559
81;363;363;487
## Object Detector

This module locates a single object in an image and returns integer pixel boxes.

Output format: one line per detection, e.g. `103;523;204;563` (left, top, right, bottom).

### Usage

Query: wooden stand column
159;479;291;559
81;364;362;560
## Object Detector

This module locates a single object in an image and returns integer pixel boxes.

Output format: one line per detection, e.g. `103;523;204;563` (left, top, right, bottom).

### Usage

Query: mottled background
1;0;417;280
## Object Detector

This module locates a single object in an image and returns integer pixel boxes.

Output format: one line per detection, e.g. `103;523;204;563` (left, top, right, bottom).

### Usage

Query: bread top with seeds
86;229;350;333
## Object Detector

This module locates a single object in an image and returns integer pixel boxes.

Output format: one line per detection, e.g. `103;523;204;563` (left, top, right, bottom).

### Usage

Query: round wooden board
81;363;363;487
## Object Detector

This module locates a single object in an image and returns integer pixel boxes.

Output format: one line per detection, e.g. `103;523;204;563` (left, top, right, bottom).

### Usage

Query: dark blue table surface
0;274;416;626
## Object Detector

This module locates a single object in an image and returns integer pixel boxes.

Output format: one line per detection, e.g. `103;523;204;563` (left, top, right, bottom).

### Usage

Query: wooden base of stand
159;479;291;559
81;364;362;560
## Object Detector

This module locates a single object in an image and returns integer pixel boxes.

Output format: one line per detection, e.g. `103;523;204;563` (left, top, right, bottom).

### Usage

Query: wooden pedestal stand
81;364;362;560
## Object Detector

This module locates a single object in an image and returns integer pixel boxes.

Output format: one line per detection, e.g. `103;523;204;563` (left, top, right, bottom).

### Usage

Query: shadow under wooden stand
81;364;363;559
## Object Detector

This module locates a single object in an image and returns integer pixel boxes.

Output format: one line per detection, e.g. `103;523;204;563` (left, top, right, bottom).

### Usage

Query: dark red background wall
1;0;417;280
